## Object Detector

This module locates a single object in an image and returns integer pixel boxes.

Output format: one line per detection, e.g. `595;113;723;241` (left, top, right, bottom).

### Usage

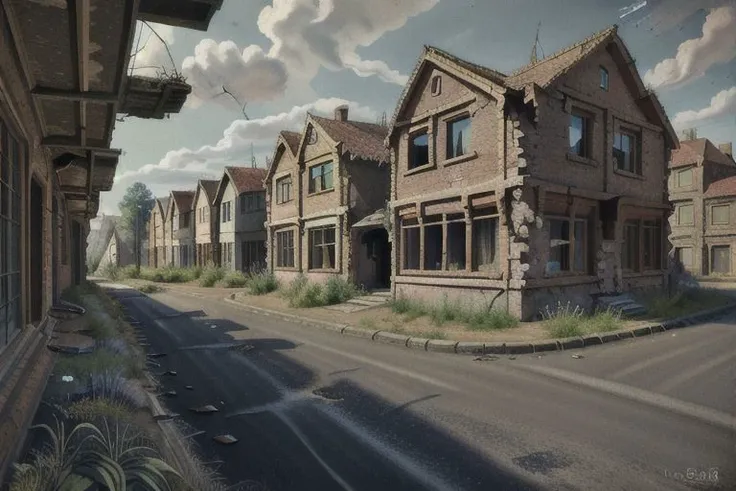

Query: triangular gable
213;168;238;205
295;114;338;165
386;46;507;145
265;131;299;184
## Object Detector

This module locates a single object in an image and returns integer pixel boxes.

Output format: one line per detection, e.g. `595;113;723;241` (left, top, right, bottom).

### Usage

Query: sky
100;0;736;218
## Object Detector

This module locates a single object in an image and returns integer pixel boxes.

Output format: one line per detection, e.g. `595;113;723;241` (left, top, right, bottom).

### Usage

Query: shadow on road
104;284;544;491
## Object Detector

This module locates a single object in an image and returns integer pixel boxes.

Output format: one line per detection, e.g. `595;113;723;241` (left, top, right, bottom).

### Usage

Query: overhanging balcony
138;0;224;31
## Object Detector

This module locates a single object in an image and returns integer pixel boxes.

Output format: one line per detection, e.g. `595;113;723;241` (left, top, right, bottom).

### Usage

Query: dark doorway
360;228;391;289
30;178;43;323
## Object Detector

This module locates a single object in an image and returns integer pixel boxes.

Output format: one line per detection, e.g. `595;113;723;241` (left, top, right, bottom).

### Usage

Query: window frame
275;175;292;204
308;225;337;270
599;66;609;91
676;203;694;226
407;129;430;170
710;245;731;275
545;215;589;275
240;191;266;213
676;168;693;188
569;110;592;159
675;246;693;270
622;218;663;273
430;75;442;96
446;114;471;161
307;161;334;195
613;127;641;175
711;204;730;225
275;229;296;269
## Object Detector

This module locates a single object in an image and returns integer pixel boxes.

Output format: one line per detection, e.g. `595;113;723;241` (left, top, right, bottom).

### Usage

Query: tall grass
281;276;360;308
541;301;623;338
247;271;279;295
638;288;731;319
390;295;518;330
221;270;249;288
198;266;225;287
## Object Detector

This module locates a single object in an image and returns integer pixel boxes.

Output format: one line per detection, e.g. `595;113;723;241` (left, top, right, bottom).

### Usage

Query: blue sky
101;0;736;216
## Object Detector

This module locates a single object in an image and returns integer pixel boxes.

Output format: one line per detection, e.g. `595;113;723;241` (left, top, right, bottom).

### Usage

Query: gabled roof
265;131;301;183
156;197;171;219
214;166;267;204
194;179;219;206
704;176;736;198
281;131;301;155
170;190;196;214
308;115;389;163
671;138;736;169
424;45;507;85
505;26;617;90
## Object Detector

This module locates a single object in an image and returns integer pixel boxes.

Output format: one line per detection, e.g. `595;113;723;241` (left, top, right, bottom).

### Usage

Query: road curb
218;297;736;356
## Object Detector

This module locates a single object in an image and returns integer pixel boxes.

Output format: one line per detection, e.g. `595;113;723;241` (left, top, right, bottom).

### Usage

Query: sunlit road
101;281;735;491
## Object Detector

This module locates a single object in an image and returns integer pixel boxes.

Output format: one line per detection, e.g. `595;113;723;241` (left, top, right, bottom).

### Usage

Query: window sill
613;168;644;180
622;270;666;278
307;188;335;197
442;151;478;167
307;268;338;273
275;200;294;205
566;153;598;167
399;269;503;279
275;267;299;272
543;271;592;280
404;163;436;176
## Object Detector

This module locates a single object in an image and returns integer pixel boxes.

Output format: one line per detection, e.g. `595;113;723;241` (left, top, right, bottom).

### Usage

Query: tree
118;182;154;242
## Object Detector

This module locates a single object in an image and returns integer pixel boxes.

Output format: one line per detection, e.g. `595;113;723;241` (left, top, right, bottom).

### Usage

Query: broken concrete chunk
163;370;177;376
213;434;238;445
147;353;166;359
185;385;194;390
190;405;219;414
47;333;95;355
474;355;499;362
165;390;177;397
571;354;584;359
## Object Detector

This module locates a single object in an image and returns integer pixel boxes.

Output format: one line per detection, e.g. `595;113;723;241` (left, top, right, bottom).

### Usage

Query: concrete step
347;297;389;307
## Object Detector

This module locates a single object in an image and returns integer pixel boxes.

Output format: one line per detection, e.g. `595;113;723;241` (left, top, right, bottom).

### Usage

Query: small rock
571;354;584;359
473;355;499;362
147;353;167;359
185;385;194;390
163;370;177;376
61;375;74;383
508;356;517;360
213;434;238;445
190;405;219;414
165;390;177;397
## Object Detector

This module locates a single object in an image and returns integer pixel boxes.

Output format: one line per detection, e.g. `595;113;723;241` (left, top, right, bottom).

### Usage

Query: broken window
642;219;662;270
472;214;499;272
622;220;640;271
275;230;295;268
711;204;730;225
309;226;336;269
446;214;466;271
599;66;609;90
711;245;731;274
447;116;471;159
308;161;334;194
569;111;590;158
276;176;292;203
613;129;640;174
677;203;693;225
423;215;443;270
676;168;692;187
675;247;693;270
402;218;420;269
546;217;587;274
409;131;429;169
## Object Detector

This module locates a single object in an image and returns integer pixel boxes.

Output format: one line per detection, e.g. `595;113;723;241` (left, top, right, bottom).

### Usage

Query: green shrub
390;296;426;321
464;308;520;331
391;296;518;330
322;277;360;305
541;302;623;338
100;262;119;280
68;398;133;423
119;265;140;279
221;271;249;288
248;272;278;295
281;276;360;307
199;267;225;287
138;283;163;294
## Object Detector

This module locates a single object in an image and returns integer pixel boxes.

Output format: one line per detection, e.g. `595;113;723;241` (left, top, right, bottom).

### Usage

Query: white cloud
129;22;176;77
672;86;736;127
182;40;289;108
114;98;377;183
643;5;736;89
183;0;437;107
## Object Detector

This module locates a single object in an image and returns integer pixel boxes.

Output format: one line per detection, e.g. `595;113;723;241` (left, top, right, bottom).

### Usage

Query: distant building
669;139;736;277
193;179;221;266
169;190;196;267
94;217;136;273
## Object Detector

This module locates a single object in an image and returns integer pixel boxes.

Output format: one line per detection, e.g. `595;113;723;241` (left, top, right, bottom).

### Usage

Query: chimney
718;142;733;158
335;105;349;121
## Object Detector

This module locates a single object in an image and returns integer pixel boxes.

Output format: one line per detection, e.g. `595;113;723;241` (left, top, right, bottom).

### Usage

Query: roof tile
171;190;195;213
311;115;389;163
198;179;219;205
671;138;736;168
704;176;736;198
226;166;267;194
281;131;301;155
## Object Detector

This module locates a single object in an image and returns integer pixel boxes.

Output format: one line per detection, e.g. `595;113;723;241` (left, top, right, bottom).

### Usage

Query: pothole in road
512;451;572;475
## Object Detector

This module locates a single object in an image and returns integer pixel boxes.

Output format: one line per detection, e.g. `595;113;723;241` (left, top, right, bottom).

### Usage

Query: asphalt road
103;282;735;491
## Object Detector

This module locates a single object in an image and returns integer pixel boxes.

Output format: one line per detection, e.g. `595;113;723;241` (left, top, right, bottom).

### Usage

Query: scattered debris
184;430;206;439
185;385;194;390
163;370;177;376
213;434;238;445
190;405;219;414
165;390;177;397
147;353;167;359
154;413;179;421
146;360;161;368
571;354;584;359
536;355;545;359
312;387;345;402
220;401;225;406
474;355;499;362
508;356;517;360
209;324;217;329
61;375;74;383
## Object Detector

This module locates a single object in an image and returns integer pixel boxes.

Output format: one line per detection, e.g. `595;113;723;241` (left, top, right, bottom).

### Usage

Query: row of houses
145;25;736;322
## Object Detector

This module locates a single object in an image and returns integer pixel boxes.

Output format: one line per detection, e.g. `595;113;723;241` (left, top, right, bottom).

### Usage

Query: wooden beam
31;87;119;103
60;185;89;196
75;0;90;148
86;150;95;198
42;135;109;150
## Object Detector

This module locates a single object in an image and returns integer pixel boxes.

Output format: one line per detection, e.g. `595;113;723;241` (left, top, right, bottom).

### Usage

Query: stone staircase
324;290;392;313
597;294;647;317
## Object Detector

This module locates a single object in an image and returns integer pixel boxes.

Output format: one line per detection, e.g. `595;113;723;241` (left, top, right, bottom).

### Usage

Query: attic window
431;75;442;96
599;67;609;91
308;128;318;145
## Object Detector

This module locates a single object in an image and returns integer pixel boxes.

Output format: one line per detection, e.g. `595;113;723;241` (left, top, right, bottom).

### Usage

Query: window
400;209;500;273
221;201;232;222
613;129;640;174
181;212;190;228
546;218;587;274
676;168;693;187
309;226;336;269
409;131;429;169
0;119;22;349
569;112;590;158
275;230;295;268
642;220;662;270
677;203;693;225
622;220;639;271
431;75;442;96
172;214;179;231
447;116;471;159
676;247;693;270
599;67;609;90
711;246;731;274
242;240;266;272
276;176;292;204
712;204;730;225
221;242;234;266
308;161;334;194
241;192;265;213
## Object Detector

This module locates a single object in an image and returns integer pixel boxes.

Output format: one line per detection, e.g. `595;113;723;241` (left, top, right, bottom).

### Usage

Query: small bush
100;262;119;280
541;302;623;338
119;265;140;279
221;271;249;288
88;368;147;408
248;272;278;295
68;398;133;423
281;276;360;307
55;347;143;381
391;296;518;330
322;277;361;305
139;283;163;294
199;267;225;287
390;296;426;321
465;308;519;331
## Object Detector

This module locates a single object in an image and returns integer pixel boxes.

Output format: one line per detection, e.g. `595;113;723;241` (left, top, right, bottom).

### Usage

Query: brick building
193;178;220;266
149;196;170;267
0;0;223;482
213;166;268;272
265;107;391;288
670;139;736;277
386;26;678;321
168;189;196;267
